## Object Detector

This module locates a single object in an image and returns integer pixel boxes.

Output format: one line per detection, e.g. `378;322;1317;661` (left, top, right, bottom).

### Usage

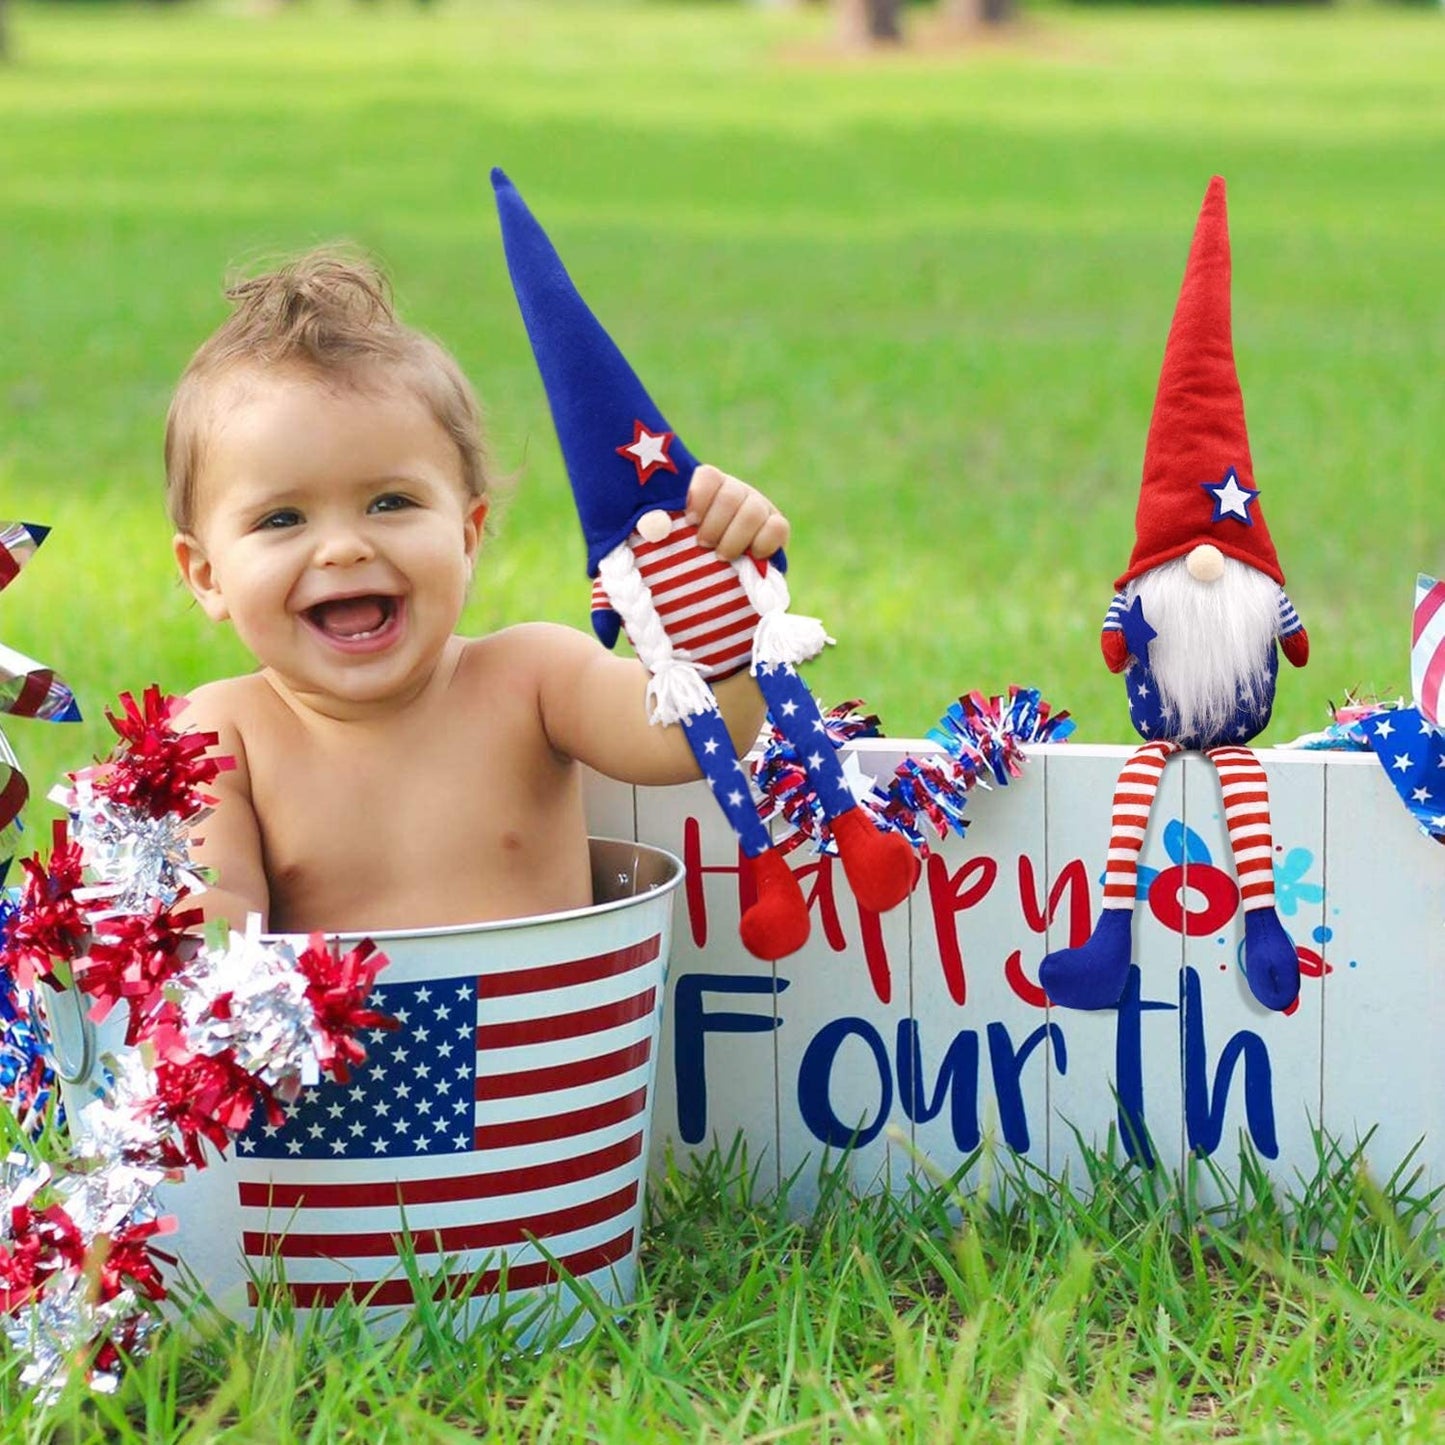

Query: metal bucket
50;837;683;1338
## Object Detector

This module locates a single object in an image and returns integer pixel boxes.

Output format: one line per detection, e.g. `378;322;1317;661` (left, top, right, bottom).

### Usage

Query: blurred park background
2;0;1443;806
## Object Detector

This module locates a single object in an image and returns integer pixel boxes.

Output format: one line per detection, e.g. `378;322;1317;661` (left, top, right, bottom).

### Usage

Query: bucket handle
44;983;98;1087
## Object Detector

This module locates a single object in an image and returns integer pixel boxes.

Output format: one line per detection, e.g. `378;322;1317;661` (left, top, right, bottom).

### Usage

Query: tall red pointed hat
1117;176;1285;590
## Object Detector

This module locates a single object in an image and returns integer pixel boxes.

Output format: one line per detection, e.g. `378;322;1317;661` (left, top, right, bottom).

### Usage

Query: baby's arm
539;467;789;784
175;686;271;931
537;630;767;785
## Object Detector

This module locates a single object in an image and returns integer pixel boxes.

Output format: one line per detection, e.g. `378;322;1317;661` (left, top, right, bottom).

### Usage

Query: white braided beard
1129;556;1279;744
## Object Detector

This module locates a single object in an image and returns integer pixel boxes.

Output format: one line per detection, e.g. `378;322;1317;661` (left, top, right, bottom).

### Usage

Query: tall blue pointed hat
492;169;698;577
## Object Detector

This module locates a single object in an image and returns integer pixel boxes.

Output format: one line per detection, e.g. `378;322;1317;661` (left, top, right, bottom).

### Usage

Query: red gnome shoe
739;848;811;961
829;806;919;915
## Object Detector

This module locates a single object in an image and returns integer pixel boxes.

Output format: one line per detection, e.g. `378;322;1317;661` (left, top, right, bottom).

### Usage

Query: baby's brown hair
165;250;487;532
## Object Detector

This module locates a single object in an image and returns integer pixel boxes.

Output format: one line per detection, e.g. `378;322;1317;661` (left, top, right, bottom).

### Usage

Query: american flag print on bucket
235;934;665;1309
129;839;684;1332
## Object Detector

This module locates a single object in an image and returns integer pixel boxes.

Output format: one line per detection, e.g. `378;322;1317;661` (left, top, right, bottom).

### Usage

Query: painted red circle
1147;863;1239;937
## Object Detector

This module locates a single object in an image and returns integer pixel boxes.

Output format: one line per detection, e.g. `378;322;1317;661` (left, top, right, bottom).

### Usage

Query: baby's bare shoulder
171;675;285;785
455;622;599;687
174;675;269;737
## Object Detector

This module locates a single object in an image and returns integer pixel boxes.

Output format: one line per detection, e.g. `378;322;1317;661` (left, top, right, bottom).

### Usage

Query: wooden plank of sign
631;777;784;1196
1321;752;1445;1196
900;741;1053;1204
1040;744;1186;1184
1177;750;1327;1205
771;743;915;1213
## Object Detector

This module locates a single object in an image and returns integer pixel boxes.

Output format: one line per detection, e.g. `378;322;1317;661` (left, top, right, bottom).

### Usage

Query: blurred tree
835;0;903;45
940;0;1016;29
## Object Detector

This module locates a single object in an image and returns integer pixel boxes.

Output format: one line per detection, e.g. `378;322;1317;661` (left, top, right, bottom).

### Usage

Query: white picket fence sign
585;743;1445;1211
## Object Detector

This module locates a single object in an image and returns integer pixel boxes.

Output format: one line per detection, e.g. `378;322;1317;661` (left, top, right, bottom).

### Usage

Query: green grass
3;1130;1443;1440
3;0;1445;803
3;1;1445;1435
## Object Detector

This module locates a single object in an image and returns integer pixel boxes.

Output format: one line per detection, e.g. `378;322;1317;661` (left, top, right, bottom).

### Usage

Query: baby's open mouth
305;595;399;641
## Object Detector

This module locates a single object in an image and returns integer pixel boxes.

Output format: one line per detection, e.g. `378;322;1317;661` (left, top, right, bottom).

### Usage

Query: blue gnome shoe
1038;909;1135;1011
1242;909;1300;1011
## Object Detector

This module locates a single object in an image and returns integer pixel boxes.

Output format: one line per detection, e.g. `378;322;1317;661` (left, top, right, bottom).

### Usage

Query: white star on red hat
616;420;678;485
1201;466;1258;525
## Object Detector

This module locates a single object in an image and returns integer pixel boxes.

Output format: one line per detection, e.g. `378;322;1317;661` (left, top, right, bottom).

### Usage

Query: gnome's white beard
1129;556;1279;744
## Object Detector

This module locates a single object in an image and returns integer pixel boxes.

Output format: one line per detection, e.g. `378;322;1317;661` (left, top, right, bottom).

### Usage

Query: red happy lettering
927;853;998;1006
682;817;755;949
1017;855;1092;948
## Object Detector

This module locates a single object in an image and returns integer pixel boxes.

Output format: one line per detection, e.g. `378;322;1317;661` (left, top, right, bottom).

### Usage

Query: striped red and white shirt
591;519;761;680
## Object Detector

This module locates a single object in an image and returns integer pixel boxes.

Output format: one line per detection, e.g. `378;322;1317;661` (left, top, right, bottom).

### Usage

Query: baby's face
175;368;487;716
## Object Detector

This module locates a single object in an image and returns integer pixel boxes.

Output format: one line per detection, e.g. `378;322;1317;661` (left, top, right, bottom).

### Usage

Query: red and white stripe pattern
232;932;665;1310
1102;741;1182;908
591;521;759;679
1412;573;1445;729
1205;746;1276;911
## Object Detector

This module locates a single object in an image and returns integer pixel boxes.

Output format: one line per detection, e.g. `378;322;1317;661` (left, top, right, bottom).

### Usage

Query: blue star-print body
1119;594;1279;749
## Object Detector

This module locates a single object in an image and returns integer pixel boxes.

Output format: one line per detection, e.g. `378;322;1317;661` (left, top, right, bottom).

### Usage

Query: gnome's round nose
1185;544;1225;583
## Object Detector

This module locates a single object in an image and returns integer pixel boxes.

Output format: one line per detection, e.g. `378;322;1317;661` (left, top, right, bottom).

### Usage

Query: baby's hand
686;464;790;562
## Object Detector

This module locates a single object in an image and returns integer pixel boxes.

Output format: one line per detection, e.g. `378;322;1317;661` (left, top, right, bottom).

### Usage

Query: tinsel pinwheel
1;523;81;1145
0;688;393;1401
752;688;1074;860
1;523;80;881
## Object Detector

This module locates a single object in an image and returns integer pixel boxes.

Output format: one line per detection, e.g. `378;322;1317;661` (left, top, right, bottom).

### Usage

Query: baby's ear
173;532;230;622
464;499;490;564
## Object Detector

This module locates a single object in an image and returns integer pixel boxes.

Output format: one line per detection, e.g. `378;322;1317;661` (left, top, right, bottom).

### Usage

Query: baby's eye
369;493;415;514
257;509;302;530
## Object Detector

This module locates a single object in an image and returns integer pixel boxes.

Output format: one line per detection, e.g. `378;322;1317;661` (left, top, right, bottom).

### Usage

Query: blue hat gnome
492;169;916;960
1039;177;1310;1014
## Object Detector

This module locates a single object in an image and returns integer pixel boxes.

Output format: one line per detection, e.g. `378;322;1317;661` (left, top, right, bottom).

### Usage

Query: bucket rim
269;835;685;947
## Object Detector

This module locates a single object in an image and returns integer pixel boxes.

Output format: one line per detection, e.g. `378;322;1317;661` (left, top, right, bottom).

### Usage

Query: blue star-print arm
1120;596;1158;669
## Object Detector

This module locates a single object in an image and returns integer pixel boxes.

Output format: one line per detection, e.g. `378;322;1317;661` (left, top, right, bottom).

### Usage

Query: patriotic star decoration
616;420;679;486
1200;467;1259;526
1363;698;1445;841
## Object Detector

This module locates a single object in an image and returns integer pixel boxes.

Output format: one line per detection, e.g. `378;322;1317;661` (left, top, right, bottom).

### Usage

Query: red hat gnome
1040;177;1310;1013
492;169;916;960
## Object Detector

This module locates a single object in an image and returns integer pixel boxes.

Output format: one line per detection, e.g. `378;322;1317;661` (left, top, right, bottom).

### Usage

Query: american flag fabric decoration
1363;578;1445;843
224;924;669;1313
1412;573;1445;730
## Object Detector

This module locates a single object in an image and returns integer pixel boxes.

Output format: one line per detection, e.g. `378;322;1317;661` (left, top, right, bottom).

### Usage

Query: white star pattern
781;700;799;717
237;978;477;1166
703;737;720;755
1412;786;1433;804
1206;469;1256;521
616;422;677;483
1393;753;1412;772
1375;718;1395;739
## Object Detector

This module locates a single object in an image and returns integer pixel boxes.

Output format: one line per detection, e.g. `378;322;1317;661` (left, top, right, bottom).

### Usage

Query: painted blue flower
1271;846;1324;917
